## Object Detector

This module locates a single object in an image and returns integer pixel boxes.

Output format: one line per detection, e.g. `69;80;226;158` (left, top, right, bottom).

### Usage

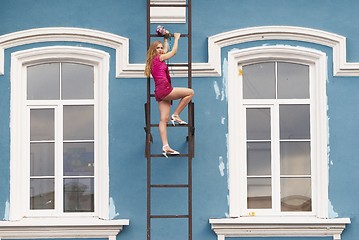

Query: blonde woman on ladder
145;32;194;158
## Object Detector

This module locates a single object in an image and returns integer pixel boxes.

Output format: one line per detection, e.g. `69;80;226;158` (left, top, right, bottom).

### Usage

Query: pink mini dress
151;55;173;102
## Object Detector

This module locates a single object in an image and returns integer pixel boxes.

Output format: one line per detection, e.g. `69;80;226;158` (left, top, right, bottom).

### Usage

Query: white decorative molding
0;27;129;78
150;0;186;23
208;26;359;76
1;26;359;77
0;217;129;239
209;217;351;240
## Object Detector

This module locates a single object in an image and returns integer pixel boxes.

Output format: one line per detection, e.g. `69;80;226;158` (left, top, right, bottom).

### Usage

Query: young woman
144;33;194;157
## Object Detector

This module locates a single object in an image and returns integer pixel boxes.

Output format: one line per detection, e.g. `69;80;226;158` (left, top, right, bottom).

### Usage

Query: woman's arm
160;33;180;61
163;38;169;53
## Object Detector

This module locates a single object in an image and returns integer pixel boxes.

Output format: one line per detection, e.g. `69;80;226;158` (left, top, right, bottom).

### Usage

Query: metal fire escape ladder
145;0;194;240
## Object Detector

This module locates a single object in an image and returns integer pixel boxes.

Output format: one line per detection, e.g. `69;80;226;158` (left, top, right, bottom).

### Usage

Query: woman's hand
173;33;181;40
160;33;181;61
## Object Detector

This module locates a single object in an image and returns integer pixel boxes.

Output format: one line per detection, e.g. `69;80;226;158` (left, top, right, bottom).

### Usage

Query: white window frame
7;46;128;239
210;45;350;240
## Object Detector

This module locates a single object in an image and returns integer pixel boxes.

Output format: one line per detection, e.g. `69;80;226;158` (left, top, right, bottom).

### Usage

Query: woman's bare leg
164;87;194;116
158;100;171;147
157;100;178;153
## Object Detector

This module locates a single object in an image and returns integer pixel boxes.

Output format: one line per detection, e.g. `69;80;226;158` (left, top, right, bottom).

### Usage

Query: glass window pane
61;63;94;100
63;142;94;176
27;63;60;100
278;62;309;99
281;141;311;175
64;178;94;212
281;177;312;211
280;104;310;139
30;109;54;141
247;142;271;176
247;178;272;209
246;108;271;140
30;143;54;176
30;178;54;209
63;105;94;140
243;62;275;99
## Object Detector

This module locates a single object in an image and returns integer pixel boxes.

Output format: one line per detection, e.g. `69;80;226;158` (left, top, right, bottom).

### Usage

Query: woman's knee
160;115;169;123
188;88;194;98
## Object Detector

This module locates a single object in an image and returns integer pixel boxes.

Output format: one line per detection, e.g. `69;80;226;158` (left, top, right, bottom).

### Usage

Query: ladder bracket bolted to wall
144;1;194;240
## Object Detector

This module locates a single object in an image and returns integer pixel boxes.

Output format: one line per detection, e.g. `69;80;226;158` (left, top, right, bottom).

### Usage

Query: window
210;46;350;240
9;46;128;238
242;61;312;215
227;46;328;218
28;62;95;214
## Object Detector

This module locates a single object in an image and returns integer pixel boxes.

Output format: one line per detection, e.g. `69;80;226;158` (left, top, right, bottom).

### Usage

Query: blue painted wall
1;0;359;240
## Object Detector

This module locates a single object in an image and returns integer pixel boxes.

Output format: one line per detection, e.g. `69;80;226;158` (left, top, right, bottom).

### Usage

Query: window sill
0;217;129;239
209;217;350;240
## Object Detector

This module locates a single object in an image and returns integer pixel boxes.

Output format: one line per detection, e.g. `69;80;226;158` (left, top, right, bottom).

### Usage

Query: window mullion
272;61;280;213
272;103;281;213
57;104;64;215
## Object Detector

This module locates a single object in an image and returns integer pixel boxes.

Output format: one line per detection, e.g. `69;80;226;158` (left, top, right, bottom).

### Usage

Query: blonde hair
144;41;162;77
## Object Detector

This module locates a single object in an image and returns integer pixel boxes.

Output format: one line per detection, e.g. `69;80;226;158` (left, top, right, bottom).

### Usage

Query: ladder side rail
187;1;193;240
146;1;152;240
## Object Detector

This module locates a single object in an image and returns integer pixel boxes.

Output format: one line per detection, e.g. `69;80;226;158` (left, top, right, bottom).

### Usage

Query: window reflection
247;178;272;209
63;105;94;140
277;62;309;99
62;63;94;100
30;143;55;176
280;104;310;139
63;178;94;212
247;142;271;176
27;63;60;100
281;178;312;211
63;142;94;176
243;62;275;99
30;178;55;210
27;62;94;100
30;109;54;141
281;141;311;175
246;108;271;140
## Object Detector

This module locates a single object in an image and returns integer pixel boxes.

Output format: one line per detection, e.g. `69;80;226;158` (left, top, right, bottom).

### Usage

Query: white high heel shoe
162;144;180;158
170;114;187;126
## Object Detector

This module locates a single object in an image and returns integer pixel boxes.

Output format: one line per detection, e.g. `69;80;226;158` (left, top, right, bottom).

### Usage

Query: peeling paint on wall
218;156;225;176
226;133;229;163
226;133;230;189
109;197;119;219
221;117;225;124
3;200;9;220
221;58;228;102
213;58;229;102
328;199;339;218
213;81;220;99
